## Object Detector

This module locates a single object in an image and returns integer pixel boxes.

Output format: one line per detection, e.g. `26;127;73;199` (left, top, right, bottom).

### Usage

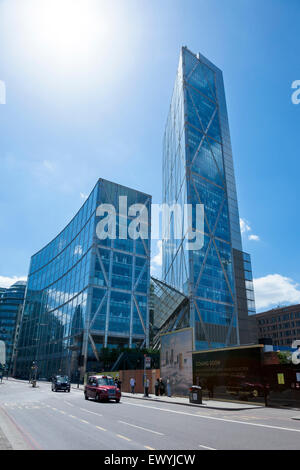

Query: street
1;379;300;450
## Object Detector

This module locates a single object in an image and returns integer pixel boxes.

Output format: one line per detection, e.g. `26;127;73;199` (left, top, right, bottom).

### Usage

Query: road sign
145;356;151;369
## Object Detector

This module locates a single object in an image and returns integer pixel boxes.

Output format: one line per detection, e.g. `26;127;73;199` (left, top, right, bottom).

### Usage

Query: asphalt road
1;379;300;450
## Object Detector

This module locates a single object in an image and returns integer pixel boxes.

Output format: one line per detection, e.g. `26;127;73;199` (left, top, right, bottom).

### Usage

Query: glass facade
0;281;26;371
162;47;256;350
150;277;190;349
16;179;151;380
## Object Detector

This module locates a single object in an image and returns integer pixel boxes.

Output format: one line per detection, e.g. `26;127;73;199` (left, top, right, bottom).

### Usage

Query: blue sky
0;0;299;311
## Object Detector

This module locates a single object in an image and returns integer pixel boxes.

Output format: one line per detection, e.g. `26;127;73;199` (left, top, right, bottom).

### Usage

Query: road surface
1;379;300;450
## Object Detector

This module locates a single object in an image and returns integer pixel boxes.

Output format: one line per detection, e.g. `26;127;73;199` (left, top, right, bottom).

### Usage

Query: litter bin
189;385;202;404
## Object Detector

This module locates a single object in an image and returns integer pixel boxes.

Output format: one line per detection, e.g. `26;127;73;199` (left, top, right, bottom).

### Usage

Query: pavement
1;379;300;450
0;383;12;449
0;418;12;449
119;391;264;410
0;430;12;450
71;383;264;410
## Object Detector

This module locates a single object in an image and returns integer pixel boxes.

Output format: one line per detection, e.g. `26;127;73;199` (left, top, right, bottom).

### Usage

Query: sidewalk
0;426;12;450
71;383;263;411
0;382;12;449
120;392;264;411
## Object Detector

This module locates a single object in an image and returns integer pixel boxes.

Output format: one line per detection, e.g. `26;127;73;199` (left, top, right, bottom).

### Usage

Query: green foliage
277;351;292;364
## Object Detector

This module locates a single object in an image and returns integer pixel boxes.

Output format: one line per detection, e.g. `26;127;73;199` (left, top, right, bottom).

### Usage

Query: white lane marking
145;446;155;450
96;425;107;432
199;445;216;450
80;419;89;424
80;408;102;417
116;434;131;442
64;401;74;407
118;420;164;436
58;410;66;414
122;402;300;434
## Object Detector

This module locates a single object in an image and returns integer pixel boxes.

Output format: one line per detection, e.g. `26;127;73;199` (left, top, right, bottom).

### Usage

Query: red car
84;375;121;403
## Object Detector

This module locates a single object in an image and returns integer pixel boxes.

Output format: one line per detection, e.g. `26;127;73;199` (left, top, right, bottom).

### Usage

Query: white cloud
152;240;162;267
0;275;27;289
80;192;88;200
151;240;162;277
240;218;251;234
253;274;300;310
248;234;260;242
240;218;260;242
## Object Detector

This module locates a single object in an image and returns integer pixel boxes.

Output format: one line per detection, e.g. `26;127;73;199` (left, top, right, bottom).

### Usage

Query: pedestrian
115;377;122;391
0;370;3;383
144;377;150;397
117;378;122;391
167;378;171;397
159;378;165;396
155;378;159;396
130;377;135;394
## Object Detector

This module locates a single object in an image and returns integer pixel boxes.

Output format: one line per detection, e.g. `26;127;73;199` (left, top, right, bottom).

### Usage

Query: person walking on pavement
155;378;159;396
130;377;136;394
159;378;165;396
167;377;172;397
144;377;150;397
115;377;122;391
0;370;3;383
117;378;122;391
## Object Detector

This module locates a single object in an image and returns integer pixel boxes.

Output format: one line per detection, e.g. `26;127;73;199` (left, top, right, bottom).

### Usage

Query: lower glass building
0;281;26;372
16;179;151;380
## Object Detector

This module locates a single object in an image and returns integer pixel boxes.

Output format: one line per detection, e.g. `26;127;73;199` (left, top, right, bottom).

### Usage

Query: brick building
253;304;300;347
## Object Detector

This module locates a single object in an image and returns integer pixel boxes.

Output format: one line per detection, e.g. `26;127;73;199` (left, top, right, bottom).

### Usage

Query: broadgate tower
162;47;256;350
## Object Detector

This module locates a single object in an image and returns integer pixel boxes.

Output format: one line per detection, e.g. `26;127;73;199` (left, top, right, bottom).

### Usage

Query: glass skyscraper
16;179;151;380
162;47;256;350
0;281;26;371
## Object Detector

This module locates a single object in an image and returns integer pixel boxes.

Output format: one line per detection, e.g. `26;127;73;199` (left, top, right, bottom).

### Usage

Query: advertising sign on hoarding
160;328;194;397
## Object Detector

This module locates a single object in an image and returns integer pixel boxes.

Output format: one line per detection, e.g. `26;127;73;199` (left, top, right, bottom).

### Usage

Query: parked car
52;375;71;392
84;375;121;403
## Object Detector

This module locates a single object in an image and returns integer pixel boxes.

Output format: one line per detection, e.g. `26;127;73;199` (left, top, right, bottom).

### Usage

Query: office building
162;47;256;350
253;304;300;348
16;179;151;380
0;281;26;371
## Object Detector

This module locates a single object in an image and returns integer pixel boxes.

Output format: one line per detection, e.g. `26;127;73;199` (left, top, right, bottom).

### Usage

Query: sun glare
16;0;118;70
34;0;108;57
1;0;138;101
